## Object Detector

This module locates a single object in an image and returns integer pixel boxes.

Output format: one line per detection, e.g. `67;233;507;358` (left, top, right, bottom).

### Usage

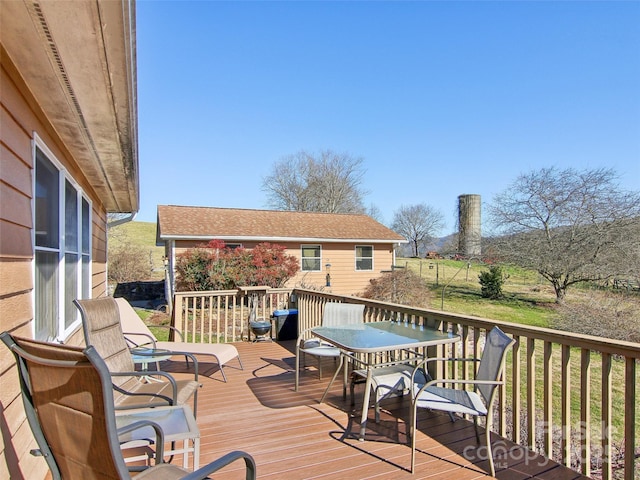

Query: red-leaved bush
175;241;299;291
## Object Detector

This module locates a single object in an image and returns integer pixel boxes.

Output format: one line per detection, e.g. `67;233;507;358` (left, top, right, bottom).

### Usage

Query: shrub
175;241;299;291
478;265;508;299
108;245;153;284
175;246;216;291
554;292;640;343
360;269;431;308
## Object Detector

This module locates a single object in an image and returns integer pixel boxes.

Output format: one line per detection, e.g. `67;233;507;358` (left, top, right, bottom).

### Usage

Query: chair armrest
110;371;179;404
180;450;256;480
411;356;479;383
149;324;185;342
295;327;314;346
117;420;165;464
296;328;337;351
124;331;157;348
414;377;504;397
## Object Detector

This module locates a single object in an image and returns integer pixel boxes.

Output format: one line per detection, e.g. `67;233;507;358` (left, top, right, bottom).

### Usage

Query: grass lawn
398;257;559;327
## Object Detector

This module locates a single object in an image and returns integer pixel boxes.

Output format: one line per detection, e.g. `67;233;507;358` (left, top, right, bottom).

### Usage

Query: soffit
1;0;139;212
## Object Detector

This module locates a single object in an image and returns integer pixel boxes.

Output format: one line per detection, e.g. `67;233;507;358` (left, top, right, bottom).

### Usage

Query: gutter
107;212;137;228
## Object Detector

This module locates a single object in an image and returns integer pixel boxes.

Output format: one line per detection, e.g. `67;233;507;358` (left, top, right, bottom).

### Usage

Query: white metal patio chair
295;302;365;391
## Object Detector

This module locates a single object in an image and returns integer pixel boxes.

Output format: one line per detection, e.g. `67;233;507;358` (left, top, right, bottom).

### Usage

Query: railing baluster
461;325;470;381
189;296;195;341
512;334;521;445
199;297;205;343
212;295;218;343
602;352;612;480
561;344;570;467
543;341;553;457
527;337;536;450
624;357;636;480
580;348;591;477
499;366;507;437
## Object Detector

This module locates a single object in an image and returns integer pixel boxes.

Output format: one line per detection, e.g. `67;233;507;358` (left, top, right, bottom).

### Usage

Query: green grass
398;257;558;327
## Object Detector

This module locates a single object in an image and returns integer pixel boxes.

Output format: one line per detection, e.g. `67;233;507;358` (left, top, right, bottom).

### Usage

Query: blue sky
135;0;640;235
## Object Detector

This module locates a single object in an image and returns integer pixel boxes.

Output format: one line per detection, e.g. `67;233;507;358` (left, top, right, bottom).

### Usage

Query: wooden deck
152;340;589;480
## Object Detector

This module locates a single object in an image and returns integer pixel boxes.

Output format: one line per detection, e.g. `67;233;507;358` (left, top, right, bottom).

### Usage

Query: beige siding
0;51;108;480
170;239;395;296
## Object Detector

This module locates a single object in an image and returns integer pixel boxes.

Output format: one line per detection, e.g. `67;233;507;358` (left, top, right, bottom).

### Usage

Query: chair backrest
476;326;515;404
114;297;159;345
75;297;135;385
0;332;131;479
322;303;365;327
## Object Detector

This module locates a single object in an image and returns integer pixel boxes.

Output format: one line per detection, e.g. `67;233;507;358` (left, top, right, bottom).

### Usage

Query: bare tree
392;204;445;257
262;150;367;213
366;203;384;223
488;167;640;302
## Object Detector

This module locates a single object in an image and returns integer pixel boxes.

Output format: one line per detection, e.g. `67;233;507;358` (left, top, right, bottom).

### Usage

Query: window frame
355;245;374;271
33;135;92;342
301;244;322;272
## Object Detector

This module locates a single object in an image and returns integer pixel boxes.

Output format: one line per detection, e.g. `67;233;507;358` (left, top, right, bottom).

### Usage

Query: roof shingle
157;205;406;243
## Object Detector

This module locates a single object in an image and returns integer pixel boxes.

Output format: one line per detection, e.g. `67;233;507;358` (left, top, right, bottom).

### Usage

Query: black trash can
272;309;298;341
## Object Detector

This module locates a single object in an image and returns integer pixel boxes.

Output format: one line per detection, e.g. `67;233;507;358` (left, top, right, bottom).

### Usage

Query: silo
458;194;481;257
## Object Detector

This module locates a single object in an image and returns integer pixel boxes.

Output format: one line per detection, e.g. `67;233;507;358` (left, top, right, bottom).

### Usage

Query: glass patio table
312;321;460;440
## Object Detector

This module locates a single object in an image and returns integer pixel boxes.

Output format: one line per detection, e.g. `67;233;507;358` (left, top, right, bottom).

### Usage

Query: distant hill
396;233;457;257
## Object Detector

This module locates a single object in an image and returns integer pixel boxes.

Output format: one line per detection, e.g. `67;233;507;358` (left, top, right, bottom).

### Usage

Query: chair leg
349;376;356;406
410;402;417;473
295;346;301;391
485;415;495;477
318;357;323;379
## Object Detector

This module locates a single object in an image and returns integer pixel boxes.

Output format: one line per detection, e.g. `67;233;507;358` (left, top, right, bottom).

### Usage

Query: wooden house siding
0;50;109;480
170;239;395;296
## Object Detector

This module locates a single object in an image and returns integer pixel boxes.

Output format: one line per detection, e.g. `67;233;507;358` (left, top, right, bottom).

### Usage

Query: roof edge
158;235;408;244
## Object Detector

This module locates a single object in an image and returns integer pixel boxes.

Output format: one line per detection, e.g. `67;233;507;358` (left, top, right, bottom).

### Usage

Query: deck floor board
140;340;588;480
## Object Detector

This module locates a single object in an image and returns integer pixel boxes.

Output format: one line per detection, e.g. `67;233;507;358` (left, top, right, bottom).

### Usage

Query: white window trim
355;245;374;271
32;133;92;342
301;244;322;272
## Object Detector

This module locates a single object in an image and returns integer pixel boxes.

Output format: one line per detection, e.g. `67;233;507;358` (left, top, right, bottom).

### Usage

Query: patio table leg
358;359;373;441
319;352;345;404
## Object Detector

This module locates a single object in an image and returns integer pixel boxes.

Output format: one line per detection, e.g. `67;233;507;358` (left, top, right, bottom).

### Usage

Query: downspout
164;239;175;316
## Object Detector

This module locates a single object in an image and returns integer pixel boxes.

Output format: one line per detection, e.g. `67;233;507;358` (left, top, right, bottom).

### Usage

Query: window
301;245;321;271
355;245;373;271
34;142;91;341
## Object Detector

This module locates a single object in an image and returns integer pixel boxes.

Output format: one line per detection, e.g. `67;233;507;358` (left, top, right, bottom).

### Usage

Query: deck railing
172;288;292;343
171;287;639;480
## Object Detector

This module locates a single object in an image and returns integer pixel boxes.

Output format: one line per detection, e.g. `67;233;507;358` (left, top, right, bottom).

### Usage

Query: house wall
0;50;108;480
168;239;396;297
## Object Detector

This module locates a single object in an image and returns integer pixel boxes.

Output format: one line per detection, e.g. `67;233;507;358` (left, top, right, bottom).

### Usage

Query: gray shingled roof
157;205;406;243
